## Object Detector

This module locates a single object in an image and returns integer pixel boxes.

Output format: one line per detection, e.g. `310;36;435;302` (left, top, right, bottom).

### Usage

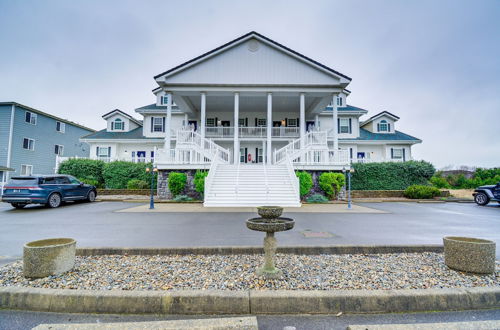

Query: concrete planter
443;236;496;274
23;238;76;278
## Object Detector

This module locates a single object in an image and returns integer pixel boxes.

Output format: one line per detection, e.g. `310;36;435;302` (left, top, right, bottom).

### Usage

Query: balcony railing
203;126;300;138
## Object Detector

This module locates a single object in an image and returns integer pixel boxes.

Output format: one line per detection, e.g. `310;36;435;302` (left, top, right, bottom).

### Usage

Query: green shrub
102;161;155;189
404;185;441;199
79;178;99;187
319;172;346;200
58;158;105;187
127;179;149;190
306;194;329;203
173;194;194;202
194;170;208;195
429;175;450;189
168;172;187;197
295;171;313;197
351;161;435;190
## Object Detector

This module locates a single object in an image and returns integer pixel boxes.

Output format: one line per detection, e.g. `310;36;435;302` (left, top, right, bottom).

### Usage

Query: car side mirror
79;182;84;187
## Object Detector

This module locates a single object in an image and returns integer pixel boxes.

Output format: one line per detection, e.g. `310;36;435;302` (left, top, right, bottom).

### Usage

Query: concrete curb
75;244;444;256
0;286;498;315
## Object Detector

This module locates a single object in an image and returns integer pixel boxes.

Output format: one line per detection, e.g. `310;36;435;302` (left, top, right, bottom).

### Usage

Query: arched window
378;120;389;132
112;118;124;130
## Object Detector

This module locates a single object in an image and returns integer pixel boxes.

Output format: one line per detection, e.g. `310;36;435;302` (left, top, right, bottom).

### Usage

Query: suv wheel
474;192;489;206
11;203;26;209
47;193;62;208
87;190;96;202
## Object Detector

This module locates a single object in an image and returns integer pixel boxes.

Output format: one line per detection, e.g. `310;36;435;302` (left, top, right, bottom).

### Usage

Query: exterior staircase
203;163;300;207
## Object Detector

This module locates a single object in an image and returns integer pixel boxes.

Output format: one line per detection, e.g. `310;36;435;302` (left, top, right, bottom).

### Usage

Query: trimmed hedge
404;185;441;199
295;171;313;197
351;161;435;190
102;161;156;189
127;179;149;190
168;172;187;197
194;170;208;195
319;172;346;200
58;158;105;187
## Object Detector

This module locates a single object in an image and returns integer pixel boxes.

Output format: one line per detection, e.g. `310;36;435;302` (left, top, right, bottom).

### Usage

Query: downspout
5;104;15;181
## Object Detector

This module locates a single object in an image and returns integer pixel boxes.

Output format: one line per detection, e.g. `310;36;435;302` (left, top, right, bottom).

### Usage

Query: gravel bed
0;253;498;291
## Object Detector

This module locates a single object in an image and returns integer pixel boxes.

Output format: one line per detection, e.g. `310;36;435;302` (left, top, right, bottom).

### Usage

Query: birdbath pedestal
246;206;295;279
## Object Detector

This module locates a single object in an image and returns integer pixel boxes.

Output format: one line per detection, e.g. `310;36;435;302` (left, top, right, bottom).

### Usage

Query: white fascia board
157;33;350;85
338;140;421;145
319;111;366;116
135;108;182;115
160;85;344;94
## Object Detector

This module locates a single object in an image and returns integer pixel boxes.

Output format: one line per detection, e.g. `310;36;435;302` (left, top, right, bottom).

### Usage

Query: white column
200;92;206;140
164;92;172;150
266;93;272;164
184;113;188;127
315;114;319;130
234;92;239;164
332;93;339;150
299;93;305;148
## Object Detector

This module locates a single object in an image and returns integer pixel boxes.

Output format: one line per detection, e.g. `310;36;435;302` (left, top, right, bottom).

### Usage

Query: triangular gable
155;32;351;86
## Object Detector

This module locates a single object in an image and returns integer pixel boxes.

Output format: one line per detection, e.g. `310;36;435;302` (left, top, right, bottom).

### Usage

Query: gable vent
247;39;260;52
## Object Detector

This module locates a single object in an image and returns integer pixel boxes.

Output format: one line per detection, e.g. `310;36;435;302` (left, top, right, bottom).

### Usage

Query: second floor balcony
204;126;301;138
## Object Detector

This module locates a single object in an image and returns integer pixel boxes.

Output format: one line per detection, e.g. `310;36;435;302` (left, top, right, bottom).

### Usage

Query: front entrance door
357;152;365;159
306;121;315;132
188;120;197;131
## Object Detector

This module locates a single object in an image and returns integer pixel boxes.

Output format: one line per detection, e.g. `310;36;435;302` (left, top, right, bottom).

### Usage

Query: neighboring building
0;102;95;185
80;31;422;206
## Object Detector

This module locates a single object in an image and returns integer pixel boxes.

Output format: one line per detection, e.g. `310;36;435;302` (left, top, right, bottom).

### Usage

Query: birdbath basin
246;206;295;279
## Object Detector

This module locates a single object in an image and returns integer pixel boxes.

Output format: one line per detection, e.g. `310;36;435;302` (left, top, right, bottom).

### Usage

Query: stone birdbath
246;206;295;279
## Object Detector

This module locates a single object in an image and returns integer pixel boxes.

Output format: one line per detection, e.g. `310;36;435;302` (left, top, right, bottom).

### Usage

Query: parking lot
0;201;499;262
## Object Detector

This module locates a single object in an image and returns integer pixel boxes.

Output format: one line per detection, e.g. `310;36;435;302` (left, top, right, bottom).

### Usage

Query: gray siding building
0;102;95;184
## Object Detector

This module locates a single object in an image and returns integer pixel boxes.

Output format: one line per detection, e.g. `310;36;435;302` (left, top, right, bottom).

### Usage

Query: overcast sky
0;0;498;168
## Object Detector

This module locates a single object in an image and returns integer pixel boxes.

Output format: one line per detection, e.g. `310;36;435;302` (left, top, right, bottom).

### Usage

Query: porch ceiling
176;92;330;113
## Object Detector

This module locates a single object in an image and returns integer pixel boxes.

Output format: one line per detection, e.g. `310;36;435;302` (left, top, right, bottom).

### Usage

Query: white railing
352;157;409;163
202;126;301;138
204;156;220;198
176;130;230;163
284;154;300;198
274;131;328;164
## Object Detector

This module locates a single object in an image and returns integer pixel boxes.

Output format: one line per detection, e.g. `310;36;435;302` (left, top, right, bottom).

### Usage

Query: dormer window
337;96;343;106
112;118;124;130
161;95;169;105
378;120;390;132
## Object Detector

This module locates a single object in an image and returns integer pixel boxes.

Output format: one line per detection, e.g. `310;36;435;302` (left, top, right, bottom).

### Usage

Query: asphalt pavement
0;200;498;260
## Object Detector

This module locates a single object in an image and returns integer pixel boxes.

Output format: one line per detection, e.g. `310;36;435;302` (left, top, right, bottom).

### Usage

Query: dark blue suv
2;175;97;209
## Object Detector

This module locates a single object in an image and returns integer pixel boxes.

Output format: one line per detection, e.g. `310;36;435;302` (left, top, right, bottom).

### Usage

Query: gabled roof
154;31;352;82
0;102;95;132
361;111;400;126
324;104;369;114
340;128;421;142
80;127;158;140
102;109;142;126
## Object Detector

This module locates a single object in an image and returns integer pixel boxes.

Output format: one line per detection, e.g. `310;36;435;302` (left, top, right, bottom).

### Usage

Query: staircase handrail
204;156;219;198
177;130;230;163
274;131;328;164
284;153;300;198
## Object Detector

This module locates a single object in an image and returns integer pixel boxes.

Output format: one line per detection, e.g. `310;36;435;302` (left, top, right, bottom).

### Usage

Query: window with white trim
206;118;216;127
153;117;164;132
23;138;35;150
238;118;246;127
97;146;111;158
56;121;65;133
286;118;297;127
25;111;37;125
161;95;169;105
337;96;343;106
378;120;388;132
392;148;403;159
112;118;124;130
21;165;33;176
54;145;64;156
339;118;350;133
257;119;266;127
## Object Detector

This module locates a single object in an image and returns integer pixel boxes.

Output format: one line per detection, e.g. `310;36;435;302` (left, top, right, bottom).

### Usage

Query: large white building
78;32;421;206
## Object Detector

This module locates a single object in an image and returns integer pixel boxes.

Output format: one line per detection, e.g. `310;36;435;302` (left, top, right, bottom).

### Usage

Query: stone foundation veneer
157;170;200;200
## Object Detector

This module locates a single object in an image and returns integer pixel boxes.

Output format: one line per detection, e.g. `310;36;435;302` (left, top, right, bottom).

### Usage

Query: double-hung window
238;118;246;127
112;118;124;130
153;117;164;132
161;95;169;105
23;138;35;150
286;118;297;127
337;96;343;106
20;165;33;176
257;119;266;127
56;121;65;133
392;148;403;159
339;118;350;133
206;118;216;127
25;111;37;125
97;146;111;160
378;120;389;132
54;145;64;156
